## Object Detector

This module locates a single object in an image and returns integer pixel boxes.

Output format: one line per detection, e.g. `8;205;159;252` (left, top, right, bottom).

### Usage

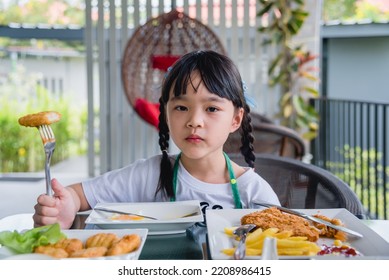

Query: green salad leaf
0;223;67;254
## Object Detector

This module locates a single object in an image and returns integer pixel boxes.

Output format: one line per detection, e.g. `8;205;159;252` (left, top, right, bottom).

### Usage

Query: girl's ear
230;107;244;133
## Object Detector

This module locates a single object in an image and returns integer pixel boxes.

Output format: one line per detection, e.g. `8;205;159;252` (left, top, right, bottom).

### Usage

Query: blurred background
0;0;388;219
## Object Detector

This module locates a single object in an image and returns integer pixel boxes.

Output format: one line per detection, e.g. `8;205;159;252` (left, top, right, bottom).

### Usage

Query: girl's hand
33;178;79;229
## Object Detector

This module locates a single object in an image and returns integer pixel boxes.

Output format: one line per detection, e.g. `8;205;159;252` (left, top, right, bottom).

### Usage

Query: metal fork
233;224;256;260
38;124;56;196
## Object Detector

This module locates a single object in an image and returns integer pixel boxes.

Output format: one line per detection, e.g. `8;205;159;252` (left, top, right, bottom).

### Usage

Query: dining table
0;212;389;260
73;213;389;259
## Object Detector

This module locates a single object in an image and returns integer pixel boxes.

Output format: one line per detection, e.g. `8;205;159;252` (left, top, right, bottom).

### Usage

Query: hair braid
156;97;174;198
239;104;255;168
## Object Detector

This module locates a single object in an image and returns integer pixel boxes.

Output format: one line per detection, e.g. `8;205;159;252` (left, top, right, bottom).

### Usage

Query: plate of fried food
85;200;204;235
206;208;389;259
0;225;148;260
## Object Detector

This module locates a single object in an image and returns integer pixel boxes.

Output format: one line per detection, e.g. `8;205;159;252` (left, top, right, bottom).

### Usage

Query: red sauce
317;244;361;257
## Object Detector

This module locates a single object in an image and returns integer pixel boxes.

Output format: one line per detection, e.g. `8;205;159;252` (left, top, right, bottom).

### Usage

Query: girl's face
166;72;243;160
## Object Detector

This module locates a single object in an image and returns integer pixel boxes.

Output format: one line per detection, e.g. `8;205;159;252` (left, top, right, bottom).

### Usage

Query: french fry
246;227;275;245
246;248;262;255
223;227;238;237
246;228;279;248
277;248;310;256
221;248;236;255
286;236;308;241
276;238;317;248
274;230;293;239
222;226;321;257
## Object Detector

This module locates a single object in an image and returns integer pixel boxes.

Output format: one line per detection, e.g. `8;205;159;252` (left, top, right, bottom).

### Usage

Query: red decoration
134;98;160;129
133;56;180;128
151;55;181;71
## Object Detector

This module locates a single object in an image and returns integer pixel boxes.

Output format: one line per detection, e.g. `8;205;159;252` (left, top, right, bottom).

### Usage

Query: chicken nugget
18;111;61;127
69;246;107;258
85;233;119;248
54;238;84;254
106;234;141;256
34;245;69;258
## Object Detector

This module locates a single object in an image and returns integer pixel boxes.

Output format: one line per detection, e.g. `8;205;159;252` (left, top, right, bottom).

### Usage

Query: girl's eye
175;105;187;111
207;107;219;113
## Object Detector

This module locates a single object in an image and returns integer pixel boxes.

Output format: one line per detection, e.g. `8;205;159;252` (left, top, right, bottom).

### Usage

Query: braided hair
156;50;255;198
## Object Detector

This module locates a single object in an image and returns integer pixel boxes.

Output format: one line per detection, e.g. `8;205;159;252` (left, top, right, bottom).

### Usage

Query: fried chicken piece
106;234;141;256
34;245;69;258
312;214;347;241
69;247;108;258
241;207;320;242
18;111;61;127
85;233;120;249
54;238;84;254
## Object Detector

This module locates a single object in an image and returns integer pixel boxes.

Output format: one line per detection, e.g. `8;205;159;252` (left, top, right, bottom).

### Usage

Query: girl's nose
186;110;204;128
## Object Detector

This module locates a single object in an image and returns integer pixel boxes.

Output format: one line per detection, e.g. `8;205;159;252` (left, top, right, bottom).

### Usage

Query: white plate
0;228;148;260
85;200;204;235
206;208;389;259
0;213;33;232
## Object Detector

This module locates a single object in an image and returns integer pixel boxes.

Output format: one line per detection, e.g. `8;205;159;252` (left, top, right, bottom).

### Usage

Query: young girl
33;50;280;229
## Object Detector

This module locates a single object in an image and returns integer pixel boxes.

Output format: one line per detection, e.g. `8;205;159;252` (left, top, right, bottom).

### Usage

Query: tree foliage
355;0;389;21
0;0;84;25
323;0;389;21
322;0;357;21
1;0;388;26
0;0;84;49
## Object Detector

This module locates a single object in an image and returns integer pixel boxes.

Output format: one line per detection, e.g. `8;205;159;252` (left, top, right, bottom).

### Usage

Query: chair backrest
228;153;367;219
224;113;306;160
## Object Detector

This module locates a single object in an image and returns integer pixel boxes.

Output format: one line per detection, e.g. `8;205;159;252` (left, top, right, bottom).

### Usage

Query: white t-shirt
82;154;280;211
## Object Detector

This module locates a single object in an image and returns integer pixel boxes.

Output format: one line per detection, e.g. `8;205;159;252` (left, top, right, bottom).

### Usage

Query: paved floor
0;156;89;219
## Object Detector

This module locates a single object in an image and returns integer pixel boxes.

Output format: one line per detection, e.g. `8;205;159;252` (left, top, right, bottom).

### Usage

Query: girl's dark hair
156;50;255;198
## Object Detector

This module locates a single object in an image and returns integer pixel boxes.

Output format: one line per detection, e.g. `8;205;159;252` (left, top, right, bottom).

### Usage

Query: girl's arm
68;183;90;212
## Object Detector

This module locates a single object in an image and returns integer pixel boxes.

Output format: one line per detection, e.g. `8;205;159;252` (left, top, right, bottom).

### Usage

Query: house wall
0;55;87;105
325;36;389;103
321;22;389;103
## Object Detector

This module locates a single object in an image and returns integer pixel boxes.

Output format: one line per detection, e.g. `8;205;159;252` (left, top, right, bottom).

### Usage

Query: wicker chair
121;9;226;128
228;153;368;219
224;112;306;160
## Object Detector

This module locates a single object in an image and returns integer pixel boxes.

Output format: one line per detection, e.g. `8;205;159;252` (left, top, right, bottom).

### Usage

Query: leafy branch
258;0;320;140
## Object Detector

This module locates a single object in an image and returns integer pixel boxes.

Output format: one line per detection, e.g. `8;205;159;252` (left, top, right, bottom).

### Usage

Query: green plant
322;0;357;21
257;0;319;140
328;145;388;220
0;64;87;172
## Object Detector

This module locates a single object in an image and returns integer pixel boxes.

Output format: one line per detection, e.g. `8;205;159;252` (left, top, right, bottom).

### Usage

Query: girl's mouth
186;135;203;143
